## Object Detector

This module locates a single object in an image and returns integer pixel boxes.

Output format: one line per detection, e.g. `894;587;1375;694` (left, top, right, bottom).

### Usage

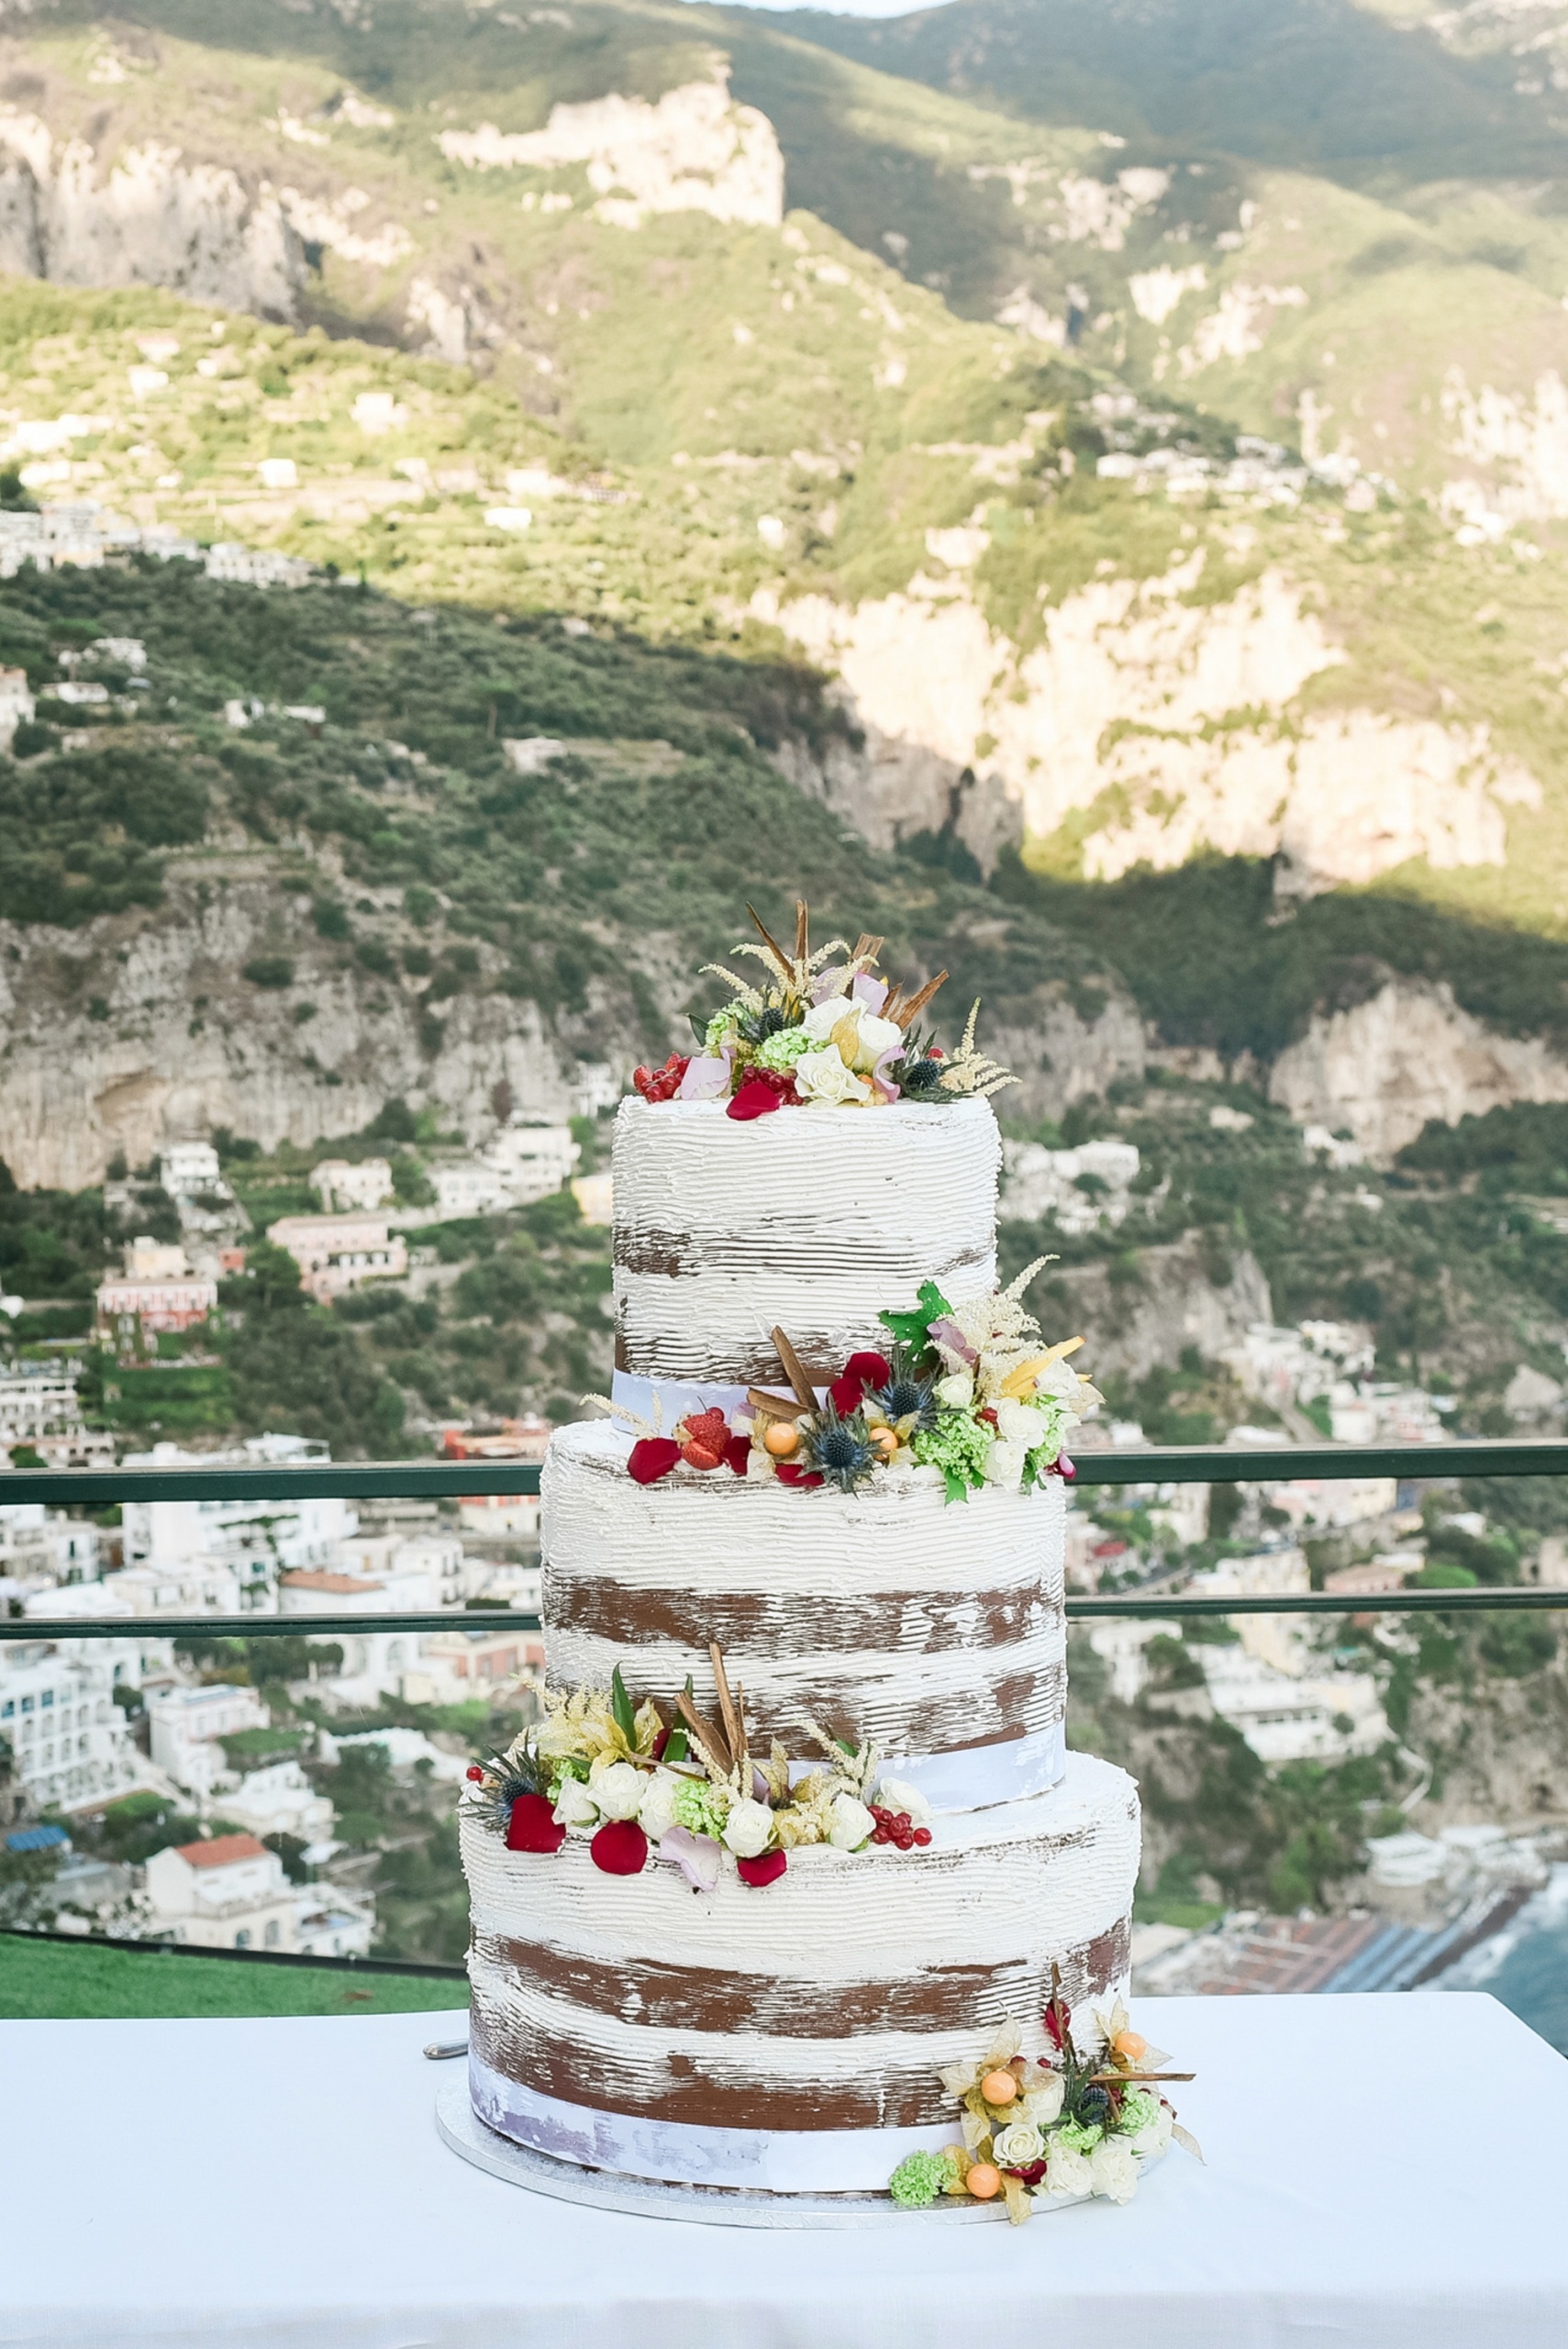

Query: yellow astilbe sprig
938;1000;1016;1100
801;1716;881;1802
533;1684;652;1768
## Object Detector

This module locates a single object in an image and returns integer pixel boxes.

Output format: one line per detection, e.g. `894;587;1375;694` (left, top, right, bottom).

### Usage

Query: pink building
267;1213;408;1303
96;1237;217;1337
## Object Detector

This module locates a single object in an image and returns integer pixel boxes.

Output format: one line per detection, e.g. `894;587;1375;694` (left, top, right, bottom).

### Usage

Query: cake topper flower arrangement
597;1264;1100;1500
885;1970;1200;2223
462;1644;936;1891
632;898;1012;1117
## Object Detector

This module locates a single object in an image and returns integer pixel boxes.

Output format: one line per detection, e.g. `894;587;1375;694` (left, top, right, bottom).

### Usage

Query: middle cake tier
542;1419;1068;1810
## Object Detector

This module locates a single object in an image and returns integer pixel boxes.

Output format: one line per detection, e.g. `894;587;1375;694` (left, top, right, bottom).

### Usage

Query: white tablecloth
4;1990;1565;2348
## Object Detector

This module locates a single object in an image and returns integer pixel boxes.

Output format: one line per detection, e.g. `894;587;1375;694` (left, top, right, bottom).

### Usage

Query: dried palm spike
848;932;885;968
709;1642;745;1772
795;898;810;965
771;1326;818;1412
746;1386;812;1424
675;1688;730;1776
745;902;795;985
891;969;948;1030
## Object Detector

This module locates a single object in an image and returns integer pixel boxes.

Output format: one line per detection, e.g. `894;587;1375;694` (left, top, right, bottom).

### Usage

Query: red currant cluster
632;1052;691;1103
869;1803;932;1851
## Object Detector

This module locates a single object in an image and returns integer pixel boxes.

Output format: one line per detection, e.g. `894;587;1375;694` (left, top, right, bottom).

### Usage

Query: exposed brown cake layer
470;1920;1131;2132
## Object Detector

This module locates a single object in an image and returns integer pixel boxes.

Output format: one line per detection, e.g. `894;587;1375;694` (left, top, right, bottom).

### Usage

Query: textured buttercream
611;1093;1001;1384
543;1418;1067;1763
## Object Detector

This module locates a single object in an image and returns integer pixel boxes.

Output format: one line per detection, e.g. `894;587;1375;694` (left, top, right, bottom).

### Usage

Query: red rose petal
628;1438;681;1485
506;1794;566;1854
829;1348;890;1412
774;1463;824;1488
737;1849;787;1888
723;1434;752;1475
727;1078;783;1121
591;1820;649;1876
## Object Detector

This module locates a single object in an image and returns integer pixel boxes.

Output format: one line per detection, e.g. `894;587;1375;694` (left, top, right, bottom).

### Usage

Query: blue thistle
799;1403;878;1493
867;1345;940;1435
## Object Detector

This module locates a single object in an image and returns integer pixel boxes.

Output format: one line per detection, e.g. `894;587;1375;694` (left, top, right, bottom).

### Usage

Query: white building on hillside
0;664;34;746
143;1834;372;1955
147;1682;267;1798
1200;1645;1388;1766
121;1437;355;1615
310;1158;394;1213
1001;1139;1140;1234
0;1638;143;1812
428;1125;581;1222
158;1143;223;1197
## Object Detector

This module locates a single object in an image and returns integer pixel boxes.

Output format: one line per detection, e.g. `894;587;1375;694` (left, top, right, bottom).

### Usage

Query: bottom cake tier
462;1749;1139;2195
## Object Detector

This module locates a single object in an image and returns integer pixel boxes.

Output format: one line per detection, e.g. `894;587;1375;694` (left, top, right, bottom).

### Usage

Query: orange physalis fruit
762;1419;800;1458
1113;2029;1148;2063
965;2163;1002;2200
980;2069;1018;2107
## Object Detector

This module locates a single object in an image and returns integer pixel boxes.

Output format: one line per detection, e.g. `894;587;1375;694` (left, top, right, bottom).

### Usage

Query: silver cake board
436;2074;1156;2231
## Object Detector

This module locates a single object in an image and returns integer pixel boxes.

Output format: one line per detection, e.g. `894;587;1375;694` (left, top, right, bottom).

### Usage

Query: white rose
982;1438;1028;1491
1130;2103;1173;2159
873;1776;932;1829
850;1010;903;1072
1039;2139;1093;2199
995;1397;1049;1448
552;1776;598;1828
828;1794;874;1850
1018;2073;1065;2127
587;1761;645;1820
721;1798;776;1860
934;1369;974;1408
794;1047;873;1107
992;2121;1044;2166
801;992;851;1041
1088;2135;1140;2205
637;1772;680;1842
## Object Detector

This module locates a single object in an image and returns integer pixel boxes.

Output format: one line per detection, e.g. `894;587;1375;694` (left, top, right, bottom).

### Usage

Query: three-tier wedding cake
459;908;1143;2210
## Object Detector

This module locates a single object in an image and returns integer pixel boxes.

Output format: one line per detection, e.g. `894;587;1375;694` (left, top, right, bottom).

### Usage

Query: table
4;1990;1565;2348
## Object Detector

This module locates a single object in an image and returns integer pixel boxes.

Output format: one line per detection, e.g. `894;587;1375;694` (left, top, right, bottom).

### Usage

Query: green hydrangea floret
546;1754;591;1797
1118;2088;1158;2136
672;1777;729;1839
1051;2118;1105;2154
705;1003;747;1051
755;1026;813;1072
911;1408;993;1497
888;2150;951;2209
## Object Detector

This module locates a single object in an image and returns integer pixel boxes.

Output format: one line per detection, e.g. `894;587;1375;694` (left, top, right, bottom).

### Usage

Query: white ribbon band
469;2049;951;2193
609;1369;808;1426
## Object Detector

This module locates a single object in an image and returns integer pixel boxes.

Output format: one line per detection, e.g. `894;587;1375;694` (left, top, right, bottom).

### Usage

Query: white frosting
464;1752;1140;2175
612;1094;1001;1382
543;1419;1067;1763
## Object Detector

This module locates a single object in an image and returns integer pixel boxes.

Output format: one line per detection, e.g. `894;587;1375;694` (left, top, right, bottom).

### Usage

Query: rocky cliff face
1270;976;1568;1163
0;112;305;317
761;559;1540;894
0;874;615;1191
1041;1237;1273;1385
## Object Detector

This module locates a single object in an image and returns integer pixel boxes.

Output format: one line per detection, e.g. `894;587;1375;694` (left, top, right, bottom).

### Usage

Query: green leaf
688;1012;710;1046
879;1278;952;1352
610;1664;636;1743
663;1674;693;1763
942;1468;969;1505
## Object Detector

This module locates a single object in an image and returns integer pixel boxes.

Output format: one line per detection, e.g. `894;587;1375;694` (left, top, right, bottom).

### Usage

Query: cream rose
873;1775;932;1829
828;1794;874;1850
1088;2135;1140;2205
1018;2073;1065;2127
587;1760;645;1820
1130;2103;1173;2159
721;1798;776;1860
794;1047;873;1107
981;1438;1028;1491
995;1396;1050;1448
848;1010;903;1071
552;1776;598;1829
1039;2140;1093;2199
636;1772;680;1842
934;1369;974;1408
992;2121;1045;2166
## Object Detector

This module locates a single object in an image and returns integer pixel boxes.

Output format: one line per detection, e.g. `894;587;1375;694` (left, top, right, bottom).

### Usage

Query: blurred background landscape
3;0;1568;2040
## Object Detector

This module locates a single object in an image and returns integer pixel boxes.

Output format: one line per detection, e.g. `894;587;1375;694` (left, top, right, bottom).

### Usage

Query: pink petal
677;1052;732;1101
870;1044;902;1104
659;1825;721;1892
851;972;888;1013
929;1318;979;1364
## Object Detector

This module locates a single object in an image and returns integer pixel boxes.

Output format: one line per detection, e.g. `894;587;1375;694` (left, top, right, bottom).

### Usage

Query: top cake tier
611;1095;1001;1387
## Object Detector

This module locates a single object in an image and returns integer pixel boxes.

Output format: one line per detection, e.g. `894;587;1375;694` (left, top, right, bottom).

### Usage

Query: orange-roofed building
143;1831;301;1952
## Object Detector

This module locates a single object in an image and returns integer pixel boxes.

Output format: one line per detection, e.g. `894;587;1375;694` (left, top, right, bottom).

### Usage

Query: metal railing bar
4;1591;1567;1642
6;1434;1568;1508
0;1923;466;1978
